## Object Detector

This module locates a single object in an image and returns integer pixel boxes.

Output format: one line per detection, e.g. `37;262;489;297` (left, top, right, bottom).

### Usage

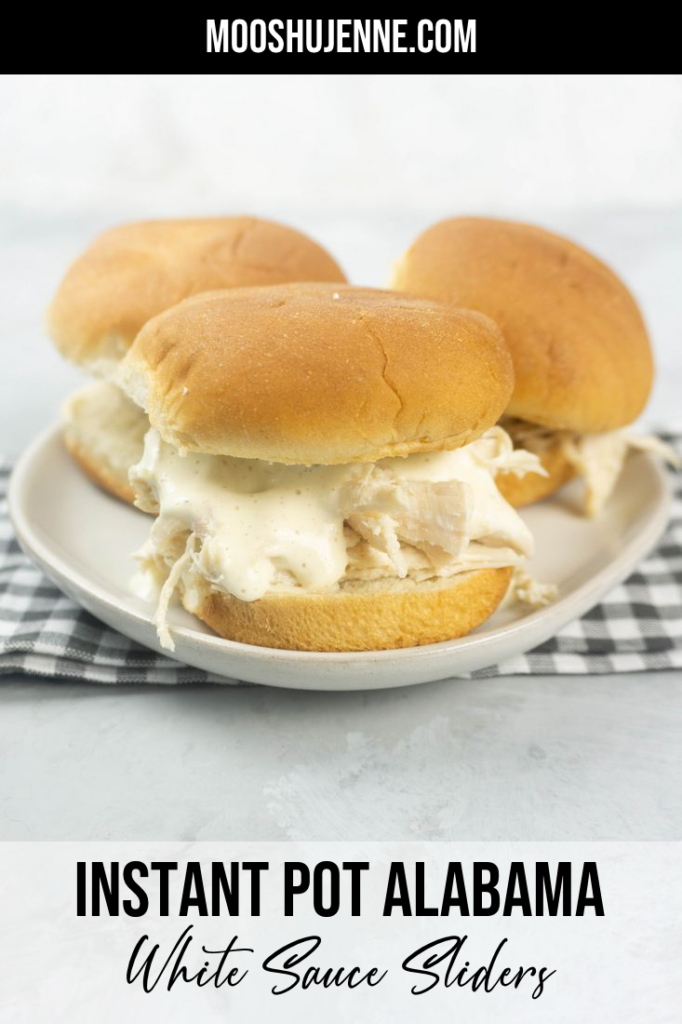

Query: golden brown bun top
392;216;654;433
47;217;346;372
119;283;513;465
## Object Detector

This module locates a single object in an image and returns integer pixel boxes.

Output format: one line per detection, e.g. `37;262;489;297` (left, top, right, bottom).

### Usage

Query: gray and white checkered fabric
0;463;226;684
1;443;681;684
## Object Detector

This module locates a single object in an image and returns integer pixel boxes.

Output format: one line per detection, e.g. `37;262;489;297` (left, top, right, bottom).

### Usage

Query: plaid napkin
1;443;681;685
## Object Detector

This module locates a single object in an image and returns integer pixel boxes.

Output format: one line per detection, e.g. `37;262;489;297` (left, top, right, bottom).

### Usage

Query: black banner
10;12;677;72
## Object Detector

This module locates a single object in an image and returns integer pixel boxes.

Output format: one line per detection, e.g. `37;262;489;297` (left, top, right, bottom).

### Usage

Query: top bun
119;283;513;465
48;217;346;376
392;217;653;433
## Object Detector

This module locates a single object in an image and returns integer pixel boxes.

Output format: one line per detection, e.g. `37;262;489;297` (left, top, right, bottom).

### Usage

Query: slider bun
181;567;513;652
66;440;136;506
120;283;513;465
48;218;346;374
393;217;653;433
495;440;575;508
62;382;149;505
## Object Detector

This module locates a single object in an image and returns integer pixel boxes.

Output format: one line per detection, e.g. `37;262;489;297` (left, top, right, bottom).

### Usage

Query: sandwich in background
47;217;346;504
117;283;552;653
392;216;676;515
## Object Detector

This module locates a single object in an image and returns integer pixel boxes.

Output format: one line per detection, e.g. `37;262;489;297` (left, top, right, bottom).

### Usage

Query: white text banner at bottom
0;841;679;1022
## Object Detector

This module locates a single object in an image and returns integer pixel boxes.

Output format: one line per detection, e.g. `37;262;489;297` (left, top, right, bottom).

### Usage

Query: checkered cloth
1;443;682;684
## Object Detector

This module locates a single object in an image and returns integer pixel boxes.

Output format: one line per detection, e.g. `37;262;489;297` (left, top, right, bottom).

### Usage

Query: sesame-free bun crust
181;567;513;652
48;218;346;373
120;283;513;465
393;217;654;433
62;381;149;506
65;439;137;505
495;440;575;508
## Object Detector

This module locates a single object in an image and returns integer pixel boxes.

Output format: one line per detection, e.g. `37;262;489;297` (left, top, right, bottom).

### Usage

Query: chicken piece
338;466;472;572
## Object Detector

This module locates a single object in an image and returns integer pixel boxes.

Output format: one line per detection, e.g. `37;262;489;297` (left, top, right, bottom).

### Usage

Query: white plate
9;425;672;691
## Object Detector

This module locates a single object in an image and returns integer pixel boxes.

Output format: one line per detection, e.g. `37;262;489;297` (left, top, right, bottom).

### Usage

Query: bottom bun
62;381;148;506
65;440;137;505
181;567;514;652
496;441;575;508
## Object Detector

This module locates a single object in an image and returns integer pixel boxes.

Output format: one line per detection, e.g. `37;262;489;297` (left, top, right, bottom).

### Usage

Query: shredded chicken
502;417;679;516
153;534;196;651
512;566;558;608
129;425;548;647
564;432;680;516
475;426;548;479
339;466;472;572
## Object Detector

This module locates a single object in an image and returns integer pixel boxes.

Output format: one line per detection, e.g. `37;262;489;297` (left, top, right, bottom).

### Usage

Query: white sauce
130;426;538;608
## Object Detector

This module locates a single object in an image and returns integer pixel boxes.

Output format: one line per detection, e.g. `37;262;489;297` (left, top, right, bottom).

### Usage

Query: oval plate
9;425;672;690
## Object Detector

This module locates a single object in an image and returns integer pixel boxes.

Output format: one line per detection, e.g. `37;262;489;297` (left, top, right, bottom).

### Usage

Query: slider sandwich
392;217;675;515
47;217;345;504
117;283;550;653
